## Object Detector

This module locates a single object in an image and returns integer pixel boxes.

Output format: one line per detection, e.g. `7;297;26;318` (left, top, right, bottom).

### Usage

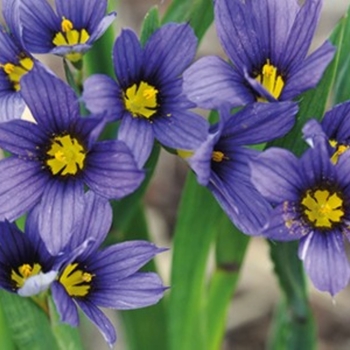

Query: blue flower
18;0;116;63
50;192;166;347
183;0;335;109
0;0;38;120
82;23;209;167
0;65;144;255
0;219;57;297
250;136;350;295
183;102;297;235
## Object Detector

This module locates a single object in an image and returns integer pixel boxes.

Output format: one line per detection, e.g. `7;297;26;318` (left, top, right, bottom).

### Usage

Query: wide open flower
18;0;116;63
183;0;335;109
0;66;144;255
82;23;209;167
50;191;166;347
250;138;350;295
183;102;297;235
0;0;37;120
0;219;56;297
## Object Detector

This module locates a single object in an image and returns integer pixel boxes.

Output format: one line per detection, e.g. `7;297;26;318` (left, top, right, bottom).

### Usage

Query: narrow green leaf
168;171;222;350
63;60;81;96
0;300;16;350
162;0;214;42
118;205;167;350
140;6;160;46
48;297;84;350
206;216;250;350
0;291;58;350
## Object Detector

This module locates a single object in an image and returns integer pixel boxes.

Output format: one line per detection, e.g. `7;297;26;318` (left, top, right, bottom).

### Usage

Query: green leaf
0;300;16;350
140;6;160;46
206;216;250;350
48;297;84;350
162;0;214;42
0;291;58;350
168;171;223;350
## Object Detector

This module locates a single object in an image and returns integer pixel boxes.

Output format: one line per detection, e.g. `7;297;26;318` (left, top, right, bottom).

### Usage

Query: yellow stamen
59;263;94;297
11;263;42;288
256;59;284;100
329;139;349;164
124;81;158;119
46;135;85;176
0;57;34;91
52;17;90;62
212;151;227;162
177;149;194;159
301;189;344;228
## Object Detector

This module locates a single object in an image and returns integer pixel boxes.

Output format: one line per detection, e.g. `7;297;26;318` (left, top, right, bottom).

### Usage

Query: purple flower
82;23;209;167
0;219;57;297
0;0;37;120
183;102;297;235
18;0;116;63
183;0;335;109
250;137;350;295
51;192;166;347
0;65;144;255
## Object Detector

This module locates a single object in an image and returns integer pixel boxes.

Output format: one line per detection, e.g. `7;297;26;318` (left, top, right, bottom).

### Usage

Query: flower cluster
0;0;346;347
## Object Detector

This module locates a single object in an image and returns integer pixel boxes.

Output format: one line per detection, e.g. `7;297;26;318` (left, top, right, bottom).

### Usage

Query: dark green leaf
140;6;160;46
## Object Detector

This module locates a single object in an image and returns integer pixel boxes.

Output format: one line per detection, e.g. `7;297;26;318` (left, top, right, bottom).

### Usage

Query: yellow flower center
255;60;284;100
52;17;90;62
329;139;349;164
11;263;42;289
46;135;86;176
212;151;227;162
59;263;94;297
301;189;344;228
0;57;34;91
124;81;158;119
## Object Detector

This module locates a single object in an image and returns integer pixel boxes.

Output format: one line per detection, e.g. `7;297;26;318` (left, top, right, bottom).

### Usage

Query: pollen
256;59;284;100
59;263;94;297
301;189;344;228
329;139;349;164
124;81;159;119
11;263;42;289
212;151;227;162
0;57;34;91
46;135;86;176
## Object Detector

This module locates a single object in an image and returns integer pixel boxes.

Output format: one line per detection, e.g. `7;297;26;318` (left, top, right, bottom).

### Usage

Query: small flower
0;0;37;120
51;192;166;347
250;138;350;295
183;0;335;109
82;23;209;167
0;65;144;255
183;102;297;235
0;219;56;297
18;0;116;63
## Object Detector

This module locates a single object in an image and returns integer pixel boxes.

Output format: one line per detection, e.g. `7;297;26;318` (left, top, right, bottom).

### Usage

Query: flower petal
113;29;144;88
37;179;85;256
183;55;253;109
76;299;116;347
51;281;79;326
153;110;208;151
0;157;47;221
84;140;145;199
144;23;197;82
18;270;57;297
92;272;165;310
82;74;123;118
250;148;302;204
118;116;154;168
0;92;26;122
298;230;350;296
